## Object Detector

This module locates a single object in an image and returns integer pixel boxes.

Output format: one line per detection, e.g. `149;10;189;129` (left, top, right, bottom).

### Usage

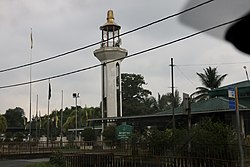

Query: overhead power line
177;61;250;67
0;15;245;89
0;0;214;73
175;66;196;87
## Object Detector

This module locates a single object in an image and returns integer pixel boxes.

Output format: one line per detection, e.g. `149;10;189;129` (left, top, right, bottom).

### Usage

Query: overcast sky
0;0;249;119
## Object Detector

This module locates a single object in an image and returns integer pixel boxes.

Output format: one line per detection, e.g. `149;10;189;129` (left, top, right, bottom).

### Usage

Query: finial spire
107;10;114;23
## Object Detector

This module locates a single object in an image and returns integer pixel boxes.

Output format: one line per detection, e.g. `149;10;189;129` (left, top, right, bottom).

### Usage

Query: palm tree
157;90;181;111
192;67;227;102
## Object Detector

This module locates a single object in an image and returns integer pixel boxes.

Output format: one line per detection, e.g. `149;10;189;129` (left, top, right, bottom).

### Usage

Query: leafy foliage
50;151;66;167
14;132;25;142
191;117;236;145
141;118;236;157
144;128;188;155
63;106;101;131
192;67;227;102
146;128;173;146
122;73;156;116
102;125;116;142
0;114;7;133
81;128;96;141
157;90;181;111
4;107;25;128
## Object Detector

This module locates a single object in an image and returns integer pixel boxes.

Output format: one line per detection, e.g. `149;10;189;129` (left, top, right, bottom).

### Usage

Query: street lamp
243;66;249;81
73;93;80;140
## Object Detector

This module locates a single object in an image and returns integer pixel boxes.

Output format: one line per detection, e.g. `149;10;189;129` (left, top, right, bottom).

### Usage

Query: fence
1;141;249;166
64;153;114;167
64;154;239;167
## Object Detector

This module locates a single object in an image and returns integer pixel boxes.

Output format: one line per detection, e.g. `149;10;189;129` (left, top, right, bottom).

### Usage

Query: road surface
0;158;49;167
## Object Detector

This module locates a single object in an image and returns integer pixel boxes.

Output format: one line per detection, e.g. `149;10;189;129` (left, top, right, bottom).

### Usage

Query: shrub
50;151;66;167
81;128;96;141
103;125;116;142
191;117;236;145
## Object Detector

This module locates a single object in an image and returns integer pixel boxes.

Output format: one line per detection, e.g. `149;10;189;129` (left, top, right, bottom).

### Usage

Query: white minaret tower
94;10;128;119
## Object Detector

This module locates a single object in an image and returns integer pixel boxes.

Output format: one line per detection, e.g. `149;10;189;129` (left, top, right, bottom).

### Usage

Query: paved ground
0;158;49;167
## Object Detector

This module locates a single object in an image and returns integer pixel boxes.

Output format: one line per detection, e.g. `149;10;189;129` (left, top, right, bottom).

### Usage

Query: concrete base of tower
94;47;128;62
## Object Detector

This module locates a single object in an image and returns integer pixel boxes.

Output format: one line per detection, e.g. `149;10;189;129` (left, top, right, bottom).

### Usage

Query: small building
157;80;250;136
88;80;250;136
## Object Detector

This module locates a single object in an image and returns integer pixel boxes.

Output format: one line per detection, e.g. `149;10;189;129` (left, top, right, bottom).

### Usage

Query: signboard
116;124;133;140
183;93;190;114
228;87;236;109
228;87;235;98
229;100;236;109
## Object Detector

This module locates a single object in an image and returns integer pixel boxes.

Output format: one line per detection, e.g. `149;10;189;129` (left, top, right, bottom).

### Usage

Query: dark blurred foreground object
225;12;250;55
179;0;250;55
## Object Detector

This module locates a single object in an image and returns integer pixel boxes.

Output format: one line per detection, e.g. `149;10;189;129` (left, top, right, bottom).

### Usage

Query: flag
56;115;59;128
85;107;88;120
30;28;33;49
48;81;51;100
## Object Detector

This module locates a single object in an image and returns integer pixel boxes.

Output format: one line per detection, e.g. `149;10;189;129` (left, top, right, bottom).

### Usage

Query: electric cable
0;15;245;89
0;0;214;73
177;61;250;67
175;66;196;87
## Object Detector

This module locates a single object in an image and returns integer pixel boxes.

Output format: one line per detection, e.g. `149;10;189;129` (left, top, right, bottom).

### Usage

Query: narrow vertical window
102;63;107;114
116;63;120;116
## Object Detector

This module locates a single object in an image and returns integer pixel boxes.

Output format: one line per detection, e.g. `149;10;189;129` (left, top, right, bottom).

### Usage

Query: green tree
63;106;101;132
192;67;227;102
4;107;26;128
122;73;153;116
0;114;7;133
63;107;79;131
157;90;181;111
143;96;159;114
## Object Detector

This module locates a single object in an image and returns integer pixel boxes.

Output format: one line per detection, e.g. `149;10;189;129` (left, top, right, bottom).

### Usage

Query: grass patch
25;162;55;167
25;151;66;167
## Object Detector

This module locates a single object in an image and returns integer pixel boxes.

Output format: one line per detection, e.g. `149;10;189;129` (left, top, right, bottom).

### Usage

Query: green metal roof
214;80;250;90
157;97;248;115
88;81;250;123
208;80;250;108
88;96;249;123
209;80;250;98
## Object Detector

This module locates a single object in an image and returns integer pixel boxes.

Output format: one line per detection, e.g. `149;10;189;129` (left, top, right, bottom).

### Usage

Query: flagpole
35;94;38;141
47;95;50;146
47;79;51;146
39;109;41;141
60;90;63;144
29;28;33;142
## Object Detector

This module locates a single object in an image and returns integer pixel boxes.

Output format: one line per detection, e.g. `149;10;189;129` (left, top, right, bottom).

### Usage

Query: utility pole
183;92;192;163
73;93;80;140
235;87;245;167
228;87;244;167
170;58;175;130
